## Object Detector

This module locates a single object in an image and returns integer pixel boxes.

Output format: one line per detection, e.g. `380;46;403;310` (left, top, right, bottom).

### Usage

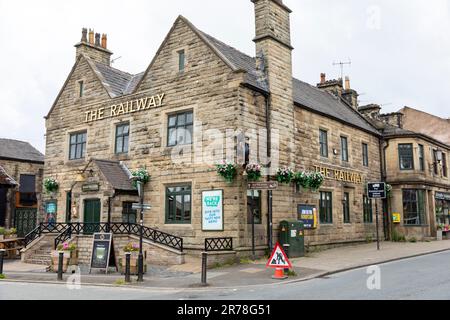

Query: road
1;251;450;300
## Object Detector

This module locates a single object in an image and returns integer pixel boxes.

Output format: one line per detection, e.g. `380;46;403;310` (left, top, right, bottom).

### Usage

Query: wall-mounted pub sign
82;183;100;192
298;205;318;229
314;166;364;185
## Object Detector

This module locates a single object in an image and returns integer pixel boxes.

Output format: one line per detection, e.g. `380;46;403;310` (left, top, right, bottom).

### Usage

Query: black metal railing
25;223;184;252
205;237;233;252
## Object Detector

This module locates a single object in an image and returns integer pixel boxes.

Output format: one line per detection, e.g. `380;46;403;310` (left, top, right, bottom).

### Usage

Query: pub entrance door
14;208;37;237
84;199;101;234
0;187;7;227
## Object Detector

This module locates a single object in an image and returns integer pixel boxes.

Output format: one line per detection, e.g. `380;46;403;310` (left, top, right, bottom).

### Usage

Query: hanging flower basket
276;167;294;184
131;168;151;188
293;171;309;189
216;161;238;183
245;163;262;182
386;184;393;198
307;171;325;192
44;178;59;194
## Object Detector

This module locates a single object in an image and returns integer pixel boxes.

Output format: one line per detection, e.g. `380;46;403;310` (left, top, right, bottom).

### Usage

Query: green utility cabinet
279;221;305;258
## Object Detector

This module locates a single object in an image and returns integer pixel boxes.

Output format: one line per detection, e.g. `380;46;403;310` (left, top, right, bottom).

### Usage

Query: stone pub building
35;0;385;265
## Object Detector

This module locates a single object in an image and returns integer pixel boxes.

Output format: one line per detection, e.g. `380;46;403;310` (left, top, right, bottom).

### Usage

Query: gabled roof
94;159;135;192
0;165;17;186
0;139;44;163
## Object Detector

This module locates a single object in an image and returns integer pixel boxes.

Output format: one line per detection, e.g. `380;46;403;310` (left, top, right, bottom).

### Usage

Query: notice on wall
298;205;318;229
202;190;224;231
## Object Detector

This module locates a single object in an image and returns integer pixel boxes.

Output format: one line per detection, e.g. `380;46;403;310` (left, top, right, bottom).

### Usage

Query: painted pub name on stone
84;94;166;123
314;166;364;184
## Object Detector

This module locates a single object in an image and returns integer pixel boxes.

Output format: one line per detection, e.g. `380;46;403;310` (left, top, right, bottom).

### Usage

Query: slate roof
94;159;135;191
0;165;17;186
0;139;44;163
86;16;380;136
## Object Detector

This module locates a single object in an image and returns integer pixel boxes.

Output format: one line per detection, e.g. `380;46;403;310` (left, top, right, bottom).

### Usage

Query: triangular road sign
266;242;293;269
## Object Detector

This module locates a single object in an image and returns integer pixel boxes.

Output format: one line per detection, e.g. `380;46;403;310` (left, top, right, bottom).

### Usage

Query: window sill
403;225;430;228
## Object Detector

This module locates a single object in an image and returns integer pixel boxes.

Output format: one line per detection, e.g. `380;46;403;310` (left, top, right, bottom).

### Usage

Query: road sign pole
268;190;273;252
251;191;256;259
376;200;380;251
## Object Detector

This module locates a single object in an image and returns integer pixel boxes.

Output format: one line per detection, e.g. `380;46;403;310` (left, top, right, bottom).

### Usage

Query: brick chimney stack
320;73;326;84
342;76;359;110
75;28;113;66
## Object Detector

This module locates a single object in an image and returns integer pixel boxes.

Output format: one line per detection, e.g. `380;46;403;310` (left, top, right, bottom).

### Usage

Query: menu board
202;190;224;231
298;205;318;229
89;233;114;273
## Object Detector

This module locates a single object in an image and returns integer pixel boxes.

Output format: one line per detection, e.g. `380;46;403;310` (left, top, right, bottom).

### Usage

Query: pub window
167;111;193;147
343;192;350;223
403;189;426;226
418;144;425;171
442;152;448;177
115;123;130;154
320;130;329;158
69;131;87;160
399;144;414;170
178;50;185;72
363;195;373;223
78;81;84;98
341;136;349;162
433;150;440;175
362;143;369;167
320;191;333;224
122;202;137;224
247;190;262;225
166;185;191;224
19;175;37;207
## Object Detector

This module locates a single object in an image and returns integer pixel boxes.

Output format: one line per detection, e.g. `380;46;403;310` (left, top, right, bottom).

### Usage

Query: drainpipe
264;92;273;251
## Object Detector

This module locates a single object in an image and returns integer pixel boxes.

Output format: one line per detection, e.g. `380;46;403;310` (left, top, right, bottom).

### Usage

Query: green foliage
409;237;417;243
123;243;139;253
391;229;406;242
114;279;125;286
57;242;76;252
239;258;253;265
216;161;238;183
131;167;151;188
276;167;294;184
286;270;298;277
293;171;325;192
0;274;5;280
245;164;262;182
0;227;5;236
44;178;59;193
365;235;374;243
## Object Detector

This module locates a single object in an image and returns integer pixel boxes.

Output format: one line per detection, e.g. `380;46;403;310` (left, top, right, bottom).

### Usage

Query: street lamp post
136;180;144;282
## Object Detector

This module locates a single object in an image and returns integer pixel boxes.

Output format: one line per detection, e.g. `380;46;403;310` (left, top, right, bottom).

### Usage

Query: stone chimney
75;28;113;66
317;74;343;97
252;0;295;168
341;76;359;109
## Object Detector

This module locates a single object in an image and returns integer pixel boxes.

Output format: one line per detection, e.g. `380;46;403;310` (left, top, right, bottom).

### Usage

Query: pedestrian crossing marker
266;242;292;269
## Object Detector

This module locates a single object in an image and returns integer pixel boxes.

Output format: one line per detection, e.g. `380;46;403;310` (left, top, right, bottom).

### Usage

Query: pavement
1;240;450;290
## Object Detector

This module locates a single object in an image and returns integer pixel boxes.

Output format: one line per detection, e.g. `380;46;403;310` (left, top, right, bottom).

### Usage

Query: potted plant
44;178;59;194
437;224;444;241
216;161;238;183
120;243;146;275
386;184;393;198
51;242;77;273
307;171;325;192
4;228;17;240
245;163;262;182
0;228;5;241
276;167;294;185
131;167;151;188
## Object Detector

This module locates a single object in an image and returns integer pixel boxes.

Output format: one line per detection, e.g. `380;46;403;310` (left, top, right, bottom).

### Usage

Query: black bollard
125;253;131;283
201;252;208;286
57;251;64;281
0;249;5;275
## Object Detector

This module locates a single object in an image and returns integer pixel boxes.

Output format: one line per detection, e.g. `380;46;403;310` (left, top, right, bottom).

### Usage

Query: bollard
0;249;5;275
57;251;64;281
201;252;208;286
125;253;131;283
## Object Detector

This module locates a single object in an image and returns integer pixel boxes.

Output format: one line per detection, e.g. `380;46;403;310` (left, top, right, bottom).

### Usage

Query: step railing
25;223;183;252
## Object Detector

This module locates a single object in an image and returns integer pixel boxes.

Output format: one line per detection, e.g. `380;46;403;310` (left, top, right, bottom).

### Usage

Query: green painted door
84;199;101;234
14;208;37;237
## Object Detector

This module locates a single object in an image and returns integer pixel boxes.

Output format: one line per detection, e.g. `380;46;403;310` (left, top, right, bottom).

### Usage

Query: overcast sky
0;0;449;153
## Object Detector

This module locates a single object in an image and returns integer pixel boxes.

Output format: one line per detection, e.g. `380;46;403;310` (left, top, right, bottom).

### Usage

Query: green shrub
0;228;5;236
365;235;373;243
0;274;6;280
409;237;417;243
286;270;298;277
392;229;406;242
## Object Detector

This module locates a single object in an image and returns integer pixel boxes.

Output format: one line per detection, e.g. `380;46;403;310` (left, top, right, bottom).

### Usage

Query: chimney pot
81;28;88;43
95;33;101;46
345;76;351;90
101;34;107;49
320;73;326;84
88;29;94;45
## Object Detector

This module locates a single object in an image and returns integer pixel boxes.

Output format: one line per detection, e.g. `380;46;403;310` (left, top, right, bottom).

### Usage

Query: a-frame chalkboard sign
89;233;117;274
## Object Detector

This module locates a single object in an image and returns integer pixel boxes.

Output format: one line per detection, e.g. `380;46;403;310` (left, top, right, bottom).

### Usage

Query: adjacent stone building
42;0;384;264
0;139;44;235
360;105;450;240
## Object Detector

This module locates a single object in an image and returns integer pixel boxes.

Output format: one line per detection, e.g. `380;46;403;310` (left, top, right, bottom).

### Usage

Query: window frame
122;202;137;224
319;191;333;224
69;131;87;161
178;49;185;72
341;136;349;162
165;185;192;225
442;152;448;177
403;189;427;226
115;122;130;155
363;195;373;223
320;129;329;158
398;143;414;171
167;110;194;147
78;80;84;98
362;143;369;167
343;192;351;224
418;144;425;171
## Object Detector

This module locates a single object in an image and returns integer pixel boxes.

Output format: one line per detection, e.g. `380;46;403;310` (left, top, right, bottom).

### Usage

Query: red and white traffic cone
272;268;288;280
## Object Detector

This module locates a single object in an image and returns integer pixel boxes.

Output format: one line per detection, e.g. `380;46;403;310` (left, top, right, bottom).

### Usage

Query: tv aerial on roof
332;58;352;80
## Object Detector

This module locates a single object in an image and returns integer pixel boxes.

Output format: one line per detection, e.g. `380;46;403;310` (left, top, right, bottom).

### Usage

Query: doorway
0;187;7;227
84;199;101;234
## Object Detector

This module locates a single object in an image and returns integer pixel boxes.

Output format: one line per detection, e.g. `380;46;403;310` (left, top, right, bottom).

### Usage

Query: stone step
25;260;51;266
30;254;52;260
